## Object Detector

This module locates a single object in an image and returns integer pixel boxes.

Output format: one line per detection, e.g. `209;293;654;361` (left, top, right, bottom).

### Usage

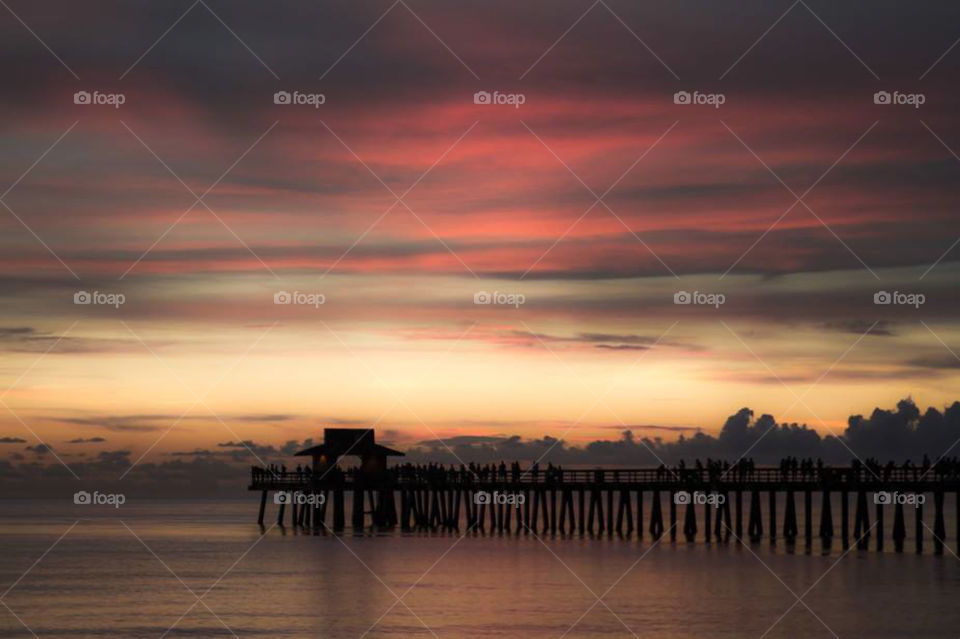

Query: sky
2;0;960;483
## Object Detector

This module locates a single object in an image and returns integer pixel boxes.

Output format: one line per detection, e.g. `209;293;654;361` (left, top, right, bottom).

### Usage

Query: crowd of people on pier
851;455;947;480
251;454;960;486
393;461;566;483
250;463;344;482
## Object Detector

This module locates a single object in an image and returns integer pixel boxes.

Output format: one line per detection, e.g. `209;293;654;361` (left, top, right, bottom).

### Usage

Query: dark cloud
597;424;703;433
827;368;943;381
217;441;255;448
404;399;960;466
281;439;315;456
94;450;132;465
25;443;53;455
0;436;28;443
906;355;960;371
53;413;295;432
416;435;513;447
54;416;167;432
216;439;286;459
0;327;33;338
594;344;648;351
0;326;143;354
822;320;896;337
501;329;697;351
66;437;106;443
168;438;317;464
576;333;660;345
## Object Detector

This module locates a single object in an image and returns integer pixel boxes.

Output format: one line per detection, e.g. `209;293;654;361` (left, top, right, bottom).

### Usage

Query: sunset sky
2;0;960;474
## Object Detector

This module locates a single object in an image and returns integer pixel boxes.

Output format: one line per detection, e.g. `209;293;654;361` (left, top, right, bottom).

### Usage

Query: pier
248;430;960;554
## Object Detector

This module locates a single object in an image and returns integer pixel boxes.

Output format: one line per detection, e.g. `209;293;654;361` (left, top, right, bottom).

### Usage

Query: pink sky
2;0;960;471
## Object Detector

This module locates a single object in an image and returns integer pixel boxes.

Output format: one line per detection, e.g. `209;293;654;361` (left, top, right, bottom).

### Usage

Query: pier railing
250;465;960;491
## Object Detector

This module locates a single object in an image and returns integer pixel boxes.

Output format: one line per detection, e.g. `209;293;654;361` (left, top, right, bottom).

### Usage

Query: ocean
0;499;957;638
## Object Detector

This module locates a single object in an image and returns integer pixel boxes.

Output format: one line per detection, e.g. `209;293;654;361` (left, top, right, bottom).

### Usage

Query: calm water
1;499;958;638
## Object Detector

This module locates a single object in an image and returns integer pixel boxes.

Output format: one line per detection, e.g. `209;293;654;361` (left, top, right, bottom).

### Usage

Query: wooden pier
249;465;960;554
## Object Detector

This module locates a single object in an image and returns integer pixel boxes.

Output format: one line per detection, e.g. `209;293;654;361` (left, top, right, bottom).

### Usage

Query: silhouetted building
295;428;403;474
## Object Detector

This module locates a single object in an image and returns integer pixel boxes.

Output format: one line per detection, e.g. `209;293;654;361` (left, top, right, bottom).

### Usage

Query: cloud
0;326;146;354
281;439;315;456
906;355;960;370
217;441;254;448
416;435;513;447
54;416;167;433
594;344;648;351
400;326;698;353
0;436;27;443
821;320;896;337
168;450;216;457
162;437;320;464
67;437;106;443
0;327;33;338
403;399;960;466
25;443;53;455
52;413;296;432
597;424;703;433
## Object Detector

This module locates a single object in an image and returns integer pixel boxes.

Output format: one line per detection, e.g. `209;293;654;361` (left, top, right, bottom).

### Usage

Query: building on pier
295;428;404;475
